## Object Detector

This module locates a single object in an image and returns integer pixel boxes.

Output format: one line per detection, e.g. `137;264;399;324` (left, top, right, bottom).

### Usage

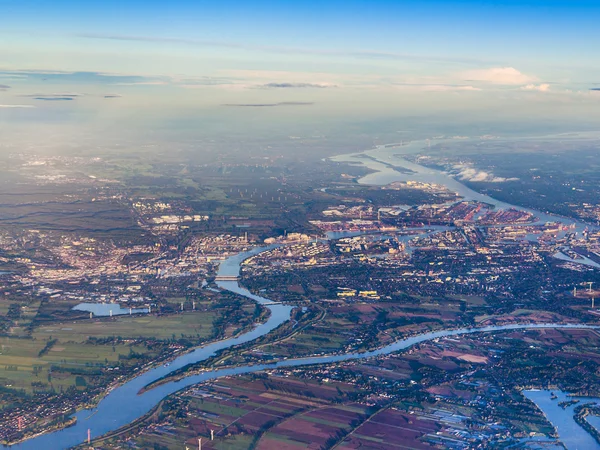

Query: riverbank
12;322;598;450
524;389;600;449
1;304;273;446
4;246;286;447
140;304;326;393
331;139;595;235
10;138;600;449
72;402;165;449
8;246;293;449
1;418;77;447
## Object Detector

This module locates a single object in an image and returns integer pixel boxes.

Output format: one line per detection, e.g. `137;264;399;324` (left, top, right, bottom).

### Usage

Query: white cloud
0;104;35;108
463;67;536;85
221;69;343;83
113;81;169;86
419;85;482;92
20;92;83;98
452;164;518;183
255;82;337;89
521;83;551;92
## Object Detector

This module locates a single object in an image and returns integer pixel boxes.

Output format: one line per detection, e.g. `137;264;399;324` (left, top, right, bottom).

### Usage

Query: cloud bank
521;83;551;92
20;92;82;99
222;102;314;107
256;82;336;89
464;67;536;85
452;164;518;183
393;83;481;92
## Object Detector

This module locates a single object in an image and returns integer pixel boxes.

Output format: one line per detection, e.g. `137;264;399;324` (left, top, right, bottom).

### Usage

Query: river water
331;140;592;235
11;139;600;448
11;292;597;450
554;251;600;270
10;248;293;449
72;303;150;317
331;139;600;271
523;390;600;449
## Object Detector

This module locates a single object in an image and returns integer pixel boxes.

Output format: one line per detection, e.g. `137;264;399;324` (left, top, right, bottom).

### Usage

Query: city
2;1;600;448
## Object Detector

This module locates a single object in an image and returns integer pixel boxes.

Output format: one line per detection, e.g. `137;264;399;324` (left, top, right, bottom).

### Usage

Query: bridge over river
11;138;600;449
11;241;599;449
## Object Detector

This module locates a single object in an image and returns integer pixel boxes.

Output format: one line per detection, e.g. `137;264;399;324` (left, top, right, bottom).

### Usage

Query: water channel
72;303;150;317
523;390;600;449
11;138;600;448
11;270;598;450
331;139;598;270
331;139;593;235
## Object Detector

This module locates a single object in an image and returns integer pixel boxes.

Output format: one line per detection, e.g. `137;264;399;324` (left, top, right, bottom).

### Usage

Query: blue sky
1;0;600;115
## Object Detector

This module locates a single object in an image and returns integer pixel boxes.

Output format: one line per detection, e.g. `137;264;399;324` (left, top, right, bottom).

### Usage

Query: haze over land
2;0;600;158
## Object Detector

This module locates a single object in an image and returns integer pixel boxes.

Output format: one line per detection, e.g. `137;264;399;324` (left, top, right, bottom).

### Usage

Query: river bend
12;138;600;448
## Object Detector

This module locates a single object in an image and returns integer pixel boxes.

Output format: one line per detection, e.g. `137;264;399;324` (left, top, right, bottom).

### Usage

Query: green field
0;336;150;395
0;309;233;398
32;311;218;342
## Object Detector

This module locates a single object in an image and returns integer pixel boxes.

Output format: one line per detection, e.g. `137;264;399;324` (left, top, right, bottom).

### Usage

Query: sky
1;0;600;132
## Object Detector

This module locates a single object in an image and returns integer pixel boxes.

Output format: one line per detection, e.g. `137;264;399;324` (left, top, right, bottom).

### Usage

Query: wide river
11;255;598;450
331;138;595;235
524;390;600;449
11;138;600;449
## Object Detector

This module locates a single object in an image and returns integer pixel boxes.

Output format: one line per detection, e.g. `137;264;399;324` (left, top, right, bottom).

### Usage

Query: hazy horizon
2;0;600;143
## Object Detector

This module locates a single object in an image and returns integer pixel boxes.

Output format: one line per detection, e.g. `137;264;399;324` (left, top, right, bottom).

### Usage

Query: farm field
32;310;219;342
337;408;438;449
105;374;368;450
246;299;455;360
0;306;252;399
0;334;151;395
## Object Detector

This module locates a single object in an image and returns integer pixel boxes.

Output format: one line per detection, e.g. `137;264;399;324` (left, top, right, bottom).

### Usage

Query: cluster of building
575;203;600;224
312;201;542;234
385;180;453;195
0;228;260;311
309;219;388;233
151;215;208;225
263;232;313;244
321;205;376;218
131;199;210;233
478;208;534;224
11;153;117;186
336;288;380;300
334;235;406;255
247;242;330;269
